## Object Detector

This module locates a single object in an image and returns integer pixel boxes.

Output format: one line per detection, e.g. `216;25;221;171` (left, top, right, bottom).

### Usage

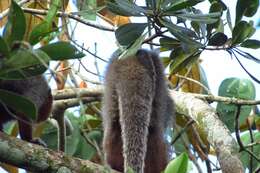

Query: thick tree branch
0;132;119;173
170;90;244;173
0;88;250;172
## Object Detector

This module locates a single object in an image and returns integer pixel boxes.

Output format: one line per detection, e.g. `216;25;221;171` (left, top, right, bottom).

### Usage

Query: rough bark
170;90;244;173
0;132;119;173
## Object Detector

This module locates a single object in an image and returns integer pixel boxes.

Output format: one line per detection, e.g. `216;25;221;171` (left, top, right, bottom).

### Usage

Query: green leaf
118;33;147;59
107;0;145;16
240;131;260;171
29;21;52;45
235;0;259;24
0;37;10;58
115;23;147;46
226;8;232;31
206;1;223;37
45;0;60;22
240;39;260;49
39;41;85;60
164;153;189;173
159;37;181;51
232;21;255;45
160;19;203;48
0;65;47;80
0;49;50;75
76;0;97;21
216;78;256;132
175;12;221;24
164;0;204;12
0;89;37;121
208;32;227;46
169;47;200;74
3;0;26;46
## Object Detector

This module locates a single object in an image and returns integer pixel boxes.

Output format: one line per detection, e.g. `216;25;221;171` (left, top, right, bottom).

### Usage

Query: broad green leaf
235;0;259;24
159;37;180;51
45;0;60;22
0;89;37;121
216;78;256;132
84;114;102;129
0;36;10;58
160;19;203;48
240;39;260;49
161;57;171;67
226;8;232;31
232;21;255;45
41;112;98;159
0;65;47;80
39;41;85;60
175;12;221;24
145;0;156;9
164;153;189;173
164;0;204;12
3;0;26;46
169;47;200;74
115;23;147;46
118;33;147;59
240;131;260;171
206;1;223;37
0;49;50;75
191;21;200;35
76;0;97;21
208;32;227;46
27;0;59;45
107;0;145;16
29;21;52;45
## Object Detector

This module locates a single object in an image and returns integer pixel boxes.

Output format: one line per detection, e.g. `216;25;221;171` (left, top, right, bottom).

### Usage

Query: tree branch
170;90;244;173
1;88;250;172
0;132;119;173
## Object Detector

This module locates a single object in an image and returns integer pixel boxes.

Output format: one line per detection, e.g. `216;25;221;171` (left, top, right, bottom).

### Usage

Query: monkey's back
105;50;171;126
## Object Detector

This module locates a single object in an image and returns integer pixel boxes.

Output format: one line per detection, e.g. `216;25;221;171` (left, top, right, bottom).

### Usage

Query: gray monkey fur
102;49;174;173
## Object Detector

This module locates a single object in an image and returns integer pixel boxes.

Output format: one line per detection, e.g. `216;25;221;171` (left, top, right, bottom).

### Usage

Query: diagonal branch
170;90;244;173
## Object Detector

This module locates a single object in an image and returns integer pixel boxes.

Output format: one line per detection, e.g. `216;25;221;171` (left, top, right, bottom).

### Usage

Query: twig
78;59;104;78
175;74;212;95
235;106;260;162
245;142;260;148
71;39;109;63
171;119;194;145
72;68;102;85
94;43;102;82
247;119;254;173
0;0;30;20
190;93;260;105
22;7;115;32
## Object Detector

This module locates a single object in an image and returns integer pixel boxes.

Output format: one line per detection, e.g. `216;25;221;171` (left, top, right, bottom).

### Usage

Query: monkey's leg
103;118;124;172
145;127;168;173
102;87;124;171
117;79;154;173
